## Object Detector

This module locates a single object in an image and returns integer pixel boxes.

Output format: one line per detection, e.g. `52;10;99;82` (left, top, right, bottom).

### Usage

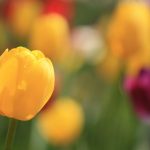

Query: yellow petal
11;57;54;120
0;56;18;116
0;47;55;121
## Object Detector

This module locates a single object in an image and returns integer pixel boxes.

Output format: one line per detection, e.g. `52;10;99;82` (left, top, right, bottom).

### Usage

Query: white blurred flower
71;26;105;63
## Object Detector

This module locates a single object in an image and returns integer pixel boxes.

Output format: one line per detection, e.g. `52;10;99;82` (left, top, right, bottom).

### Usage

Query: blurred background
0;0;150;150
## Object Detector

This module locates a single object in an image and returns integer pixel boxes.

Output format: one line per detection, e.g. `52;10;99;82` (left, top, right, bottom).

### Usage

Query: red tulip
42;0;74;21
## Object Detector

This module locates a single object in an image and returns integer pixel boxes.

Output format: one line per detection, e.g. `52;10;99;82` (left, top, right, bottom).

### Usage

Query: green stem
4;119;18;150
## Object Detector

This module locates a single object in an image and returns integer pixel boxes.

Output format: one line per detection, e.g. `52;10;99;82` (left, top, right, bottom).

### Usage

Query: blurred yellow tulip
107;2;150;60
10;0;41;38
29;13;71;63
0;47;55;121
38;98;84;145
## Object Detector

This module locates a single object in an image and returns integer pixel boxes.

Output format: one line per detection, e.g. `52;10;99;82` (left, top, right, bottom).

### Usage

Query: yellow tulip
10;1;41;38
38;98;84;145
0;47;55;121
107;2;150;60
29;13;71;63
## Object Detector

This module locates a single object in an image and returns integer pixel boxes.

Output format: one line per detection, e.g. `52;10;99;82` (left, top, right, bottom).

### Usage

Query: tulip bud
107;2;150;60
0;47;55;121
124;68;150;122
38;98;84;145
3;0;41;38
71;26;104;64
29;13;71;64
42;0;74;22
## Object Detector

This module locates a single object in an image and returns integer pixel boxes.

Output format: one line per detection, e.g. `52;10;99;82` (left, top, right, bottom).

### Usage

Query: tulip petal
11;58;54;120
0;56;18;116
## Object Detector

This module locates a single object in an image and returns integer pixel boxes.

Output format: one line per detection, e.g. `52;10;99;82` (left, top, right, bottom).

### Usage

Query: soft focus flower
3;0;41;38
38;98;84;145
107;2;150;60
2;0;16;20
71;26;105;64
124;69;150;122
42;0;74;22
0;47;55;121
29;13;71;64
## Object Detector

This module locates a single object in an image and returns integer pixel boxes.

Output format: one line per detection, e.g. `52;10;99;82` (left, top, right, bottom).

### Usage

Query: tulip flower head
38;98;84;145
0;47;55;121
29;13;71;64
42;0;74;22
107;2;150;60
71;26;104;63
3;0;41;38
124;69;150;122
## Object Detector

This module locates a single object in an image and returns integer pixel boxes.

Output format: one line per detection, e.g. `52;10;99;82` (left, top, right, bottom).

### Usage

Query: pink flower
124;69;150;122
